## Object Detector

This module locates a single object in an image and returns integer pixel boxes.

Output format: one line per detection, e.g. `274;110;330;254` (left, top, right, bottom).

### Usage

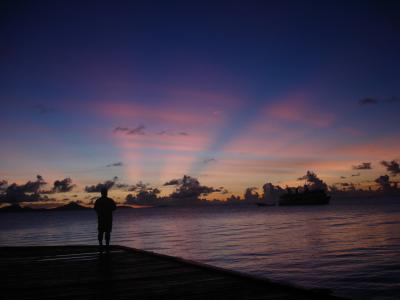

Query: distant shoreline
1;195;399;213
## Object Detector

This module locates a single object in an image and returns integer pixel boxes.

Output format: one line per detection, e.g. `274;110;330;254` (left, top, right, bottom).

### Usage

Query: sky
0;0;399;201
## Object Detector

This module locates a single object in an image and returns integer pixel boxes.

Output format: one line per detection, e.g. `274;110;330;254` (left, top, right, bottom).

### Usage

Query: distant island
0;202;134;213
1;170;399;211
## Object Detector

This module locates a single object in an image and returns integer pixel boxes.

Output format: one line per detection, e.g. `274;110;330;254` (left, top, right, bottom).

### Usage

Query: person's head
101;187;108;197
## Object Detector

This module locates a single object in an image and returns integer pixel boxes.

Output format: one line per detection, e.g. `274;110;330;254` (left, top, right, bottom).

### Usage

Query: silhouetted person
94;188;116;252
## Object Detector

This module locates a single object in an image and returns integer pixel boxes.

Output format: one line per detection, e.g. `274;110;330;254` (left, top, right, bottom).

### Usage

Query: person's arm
108;198;117;211
94;199;99;213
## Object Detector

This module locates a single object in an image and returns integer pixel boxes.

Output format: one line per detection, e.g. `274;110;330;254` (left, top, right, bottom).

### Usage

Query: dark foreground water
1;198;400;300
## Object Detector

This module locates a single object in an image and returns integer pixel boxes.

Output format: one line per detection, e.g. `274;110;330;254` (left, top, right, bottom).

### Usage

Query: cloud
375;175;392;191
297;171;328;190
118;181;149;192
266;96;335;128
163;179;181;186
0;192;46;204
114;127;129;132
157;130;189;136
340;176;346;179
359;98;379;105
352;162;372;170
124;181;166;205
125;187;161;206
0;176;77;203
32;104;55;114
164;175;220;201
84;176;118;193
351;173;360;177
244;187;259;202
359;96;400;105
9;175;46;194
106;162;123;167
0;175;48;204
51;178;75;193
0;180;7;191
85;177;140;192
203;158;217;164
381;160;400;176
114;125;146;135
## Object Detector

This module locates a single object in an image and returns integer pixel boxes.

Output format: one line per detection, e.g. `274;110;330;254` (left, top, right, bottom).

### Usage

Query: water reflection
0;199;400;300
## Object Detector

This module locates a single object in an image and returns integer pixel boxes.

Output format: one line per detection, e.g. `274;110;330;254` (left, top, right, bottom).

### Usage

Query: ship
279;189;330;206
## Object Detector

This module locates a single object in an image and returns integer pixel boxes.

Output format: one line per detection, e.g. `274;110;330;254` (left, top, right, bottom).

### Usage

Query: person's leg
98;231;104;246
105;231;111;246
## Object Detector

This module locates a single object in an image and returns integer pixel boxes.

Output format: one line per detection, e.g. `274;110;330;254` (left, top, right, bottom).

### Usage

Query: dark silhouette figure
94;188;116;252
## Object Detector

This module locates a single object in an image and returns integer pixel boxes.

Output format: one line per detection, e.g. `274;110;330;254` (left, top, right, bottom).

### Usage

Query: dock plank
0;246;346;299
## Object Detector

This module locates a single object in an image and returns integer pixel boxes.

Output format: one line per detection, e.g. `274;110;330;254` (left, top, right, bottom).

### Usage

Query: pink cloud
95;101;217;126
92;85;244;129
265;92;335;128
339;126;364;137
329;139;400;159
267;101;334;127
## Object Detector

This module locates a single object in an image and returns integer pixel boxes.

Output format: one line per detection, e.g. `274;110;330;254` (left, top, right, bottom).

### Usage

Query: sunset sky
1;0;399;201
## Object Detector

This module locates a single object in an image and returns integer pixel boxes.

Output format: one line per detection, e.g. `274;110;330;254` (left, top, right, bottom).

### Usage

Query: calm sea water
1;198;400;300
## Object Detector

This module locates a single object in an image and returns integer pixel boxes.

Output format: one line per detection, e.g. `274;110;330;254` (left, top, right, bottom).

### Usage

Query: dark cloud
351;173;360;177
124;181;162;205
359;96;400;106
353;162;372;170
0;180;7;191
84;176;118;193
116;181;148;192
127;125;146;135
32;104;55;114
0;175;48;204
114;126;129;132
297;171;328;190
359;97;378;105
106;162;123;167
375;175;392;191
114;125;146;135
51;178;75;193
114;183;130;189
125;188;161;206
164;175;219;201
203;158;217;164
157;130;189;136
262;183;284;202
340;176;346;179
381;160;400;176
244;187;259;202
134;181;149;190
164;179;181;186
85;177;141;193
0;192;46;204
10;175;46;194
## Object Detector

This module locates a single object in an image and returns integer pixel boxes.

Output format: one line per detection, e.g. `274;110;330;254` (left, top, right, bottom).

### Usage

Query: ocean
1;197;399;300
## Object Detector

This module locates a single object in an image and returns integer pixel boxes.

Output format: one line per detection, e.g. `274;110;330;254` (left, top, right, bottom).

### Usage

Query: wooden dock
0;245;346;299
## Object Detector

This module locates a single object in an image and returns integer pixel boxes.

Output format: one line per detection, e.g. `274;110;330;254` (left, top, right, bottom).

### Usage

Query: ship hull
279;190;330;206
